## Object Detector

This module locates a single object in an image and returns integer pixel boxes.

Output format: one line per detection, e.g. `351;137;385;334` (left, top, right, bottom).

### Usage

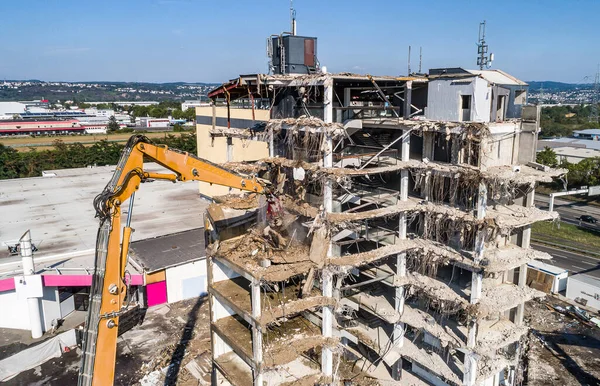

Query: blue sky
0;0;598;83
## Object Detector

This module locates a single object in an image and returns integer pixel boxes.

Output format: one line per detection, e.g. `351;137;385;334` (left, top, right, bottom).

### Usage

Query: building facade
199;71;560;386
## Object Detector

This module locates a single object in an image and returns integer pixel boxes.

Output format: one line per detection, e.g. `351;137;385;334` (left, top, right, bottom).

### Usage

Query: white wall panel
166;259;207;303
0;290;31;330
40;286;61;332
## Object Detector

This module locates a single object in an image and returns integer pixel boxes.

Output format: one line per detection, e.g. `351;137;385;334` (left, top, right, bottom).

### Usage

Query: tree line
540;104;600;138
537;146;600;189
0;133;197;180
59;100;197;122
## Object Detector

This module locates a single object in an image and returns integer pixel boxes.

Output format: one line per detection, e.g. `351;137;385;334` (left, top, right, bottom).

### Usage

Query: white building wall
566;277;600;310
166;259;207;303
40;286;61;332
182;101;208;111
426;77;491;123
60;295;75;318
482;133;516;168
0;290;31;330
0;102;26;115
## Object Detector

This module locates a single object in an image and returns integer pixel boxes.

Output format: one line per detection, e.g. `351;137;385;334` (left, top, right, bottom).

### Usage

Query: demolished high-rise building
200;70;563;386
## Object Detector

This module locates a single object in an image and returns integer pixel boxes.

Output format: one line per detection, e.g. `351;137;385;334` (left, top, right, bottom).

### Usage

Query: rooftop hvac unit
269;35;317;75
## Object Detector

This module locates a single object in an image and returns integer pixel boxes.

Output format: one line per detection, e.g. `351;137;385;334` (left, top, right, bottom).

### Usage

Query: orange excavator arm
78;135;267;386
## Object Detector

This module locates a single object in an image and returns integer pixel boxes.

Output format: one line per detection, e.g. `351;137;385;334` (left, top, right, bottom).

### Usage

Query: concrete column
393;129;411;381
423;132;434;161
450;134;461;164
269;124;274;157
514;190;534;326
476;182;487;221
322;270;333;378
467;319;478;349
403;81;412;119
521;190;535;249
518;106;540;164
343;87;351;122
470;272;483;304
20;230;42;339
514;262;528;326
324;76;333;124
423;171;431;201
463;352;478;386
322;81;335;378
251;279;263;386
474;182;487;263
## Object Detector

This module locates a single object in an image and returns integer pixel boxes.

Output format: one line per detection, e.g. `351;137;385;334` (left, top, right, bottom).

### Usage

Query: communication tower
476;21;494;69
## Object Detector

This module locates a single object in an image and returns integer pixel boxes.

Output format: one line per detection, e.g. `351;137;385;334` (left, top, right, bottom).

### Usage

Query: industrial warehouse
2;13;600;386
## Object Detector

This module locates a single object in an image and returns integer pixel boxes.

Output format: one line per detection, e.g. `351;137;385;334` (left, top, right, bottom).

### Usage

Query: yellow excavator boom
78;135;266;386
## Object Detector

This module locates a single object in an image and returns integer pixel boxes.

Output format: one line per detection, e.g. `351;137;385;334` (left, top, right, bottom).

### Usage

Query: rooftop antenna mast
418;46;422;73
590;64;599;123
290;0;296;35
477;21;493;69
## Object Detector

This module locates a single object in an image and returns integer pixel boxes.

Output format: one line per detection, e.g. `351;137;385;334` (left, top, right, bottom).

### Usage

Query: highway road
532;242;600;279
535;194;600;232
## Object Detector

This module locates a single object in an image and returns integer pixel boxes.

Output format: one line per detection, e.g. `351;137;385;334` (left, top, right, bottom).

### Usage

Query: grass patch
532;221;600;249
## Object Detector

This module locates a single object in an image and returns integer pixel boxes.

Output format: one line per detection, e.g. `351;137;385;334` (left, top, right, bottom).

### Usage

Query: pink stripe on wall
128;275;144;286
0;274;144;291
41;274;144;287
0;278;16;292
146;281;167;307
43;275;91;287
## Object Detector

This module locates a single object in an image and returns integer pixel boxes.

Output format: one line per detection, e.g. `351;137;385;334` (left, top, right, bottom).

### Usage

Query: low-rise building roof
0;163;208;278
568;274;600;287
573;128;600;136
129;228;206;273
429;68;527;86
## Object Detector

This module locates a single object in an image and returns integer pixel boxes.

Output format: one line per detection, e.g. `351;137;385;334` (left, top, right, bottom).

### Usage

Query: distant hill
0;80;220;102
527;81;594;92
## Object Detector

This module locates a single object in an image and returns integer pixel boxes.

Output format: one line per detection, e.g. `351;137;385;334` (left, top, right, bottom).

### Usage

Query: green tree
183;108;196;121
0;144;21;179
132;106;150;117
89;140;124;166
536;147;558;167
107;116;120;132
560;157;600;188
149;107;168;118
171;109;184;119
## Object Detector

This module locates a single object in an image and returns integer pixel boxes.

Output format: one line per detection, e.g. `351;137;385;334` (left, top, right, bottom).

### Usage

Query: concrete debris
212;193;260;209
328;241;463;271
399;338;463;385
474;318;529;355
526;298;600;385
209;126;260;139
249;156;563;185
400;305;463;348
208;230;314;282
480;246;552;272
267;117;346;138
280;194;556;232
478;285;546;316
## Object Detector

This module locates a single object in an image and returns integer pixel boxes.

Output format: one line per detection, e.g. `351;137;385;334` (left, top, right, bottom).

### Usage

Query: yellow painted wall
195;106;270;197
145;270;166;284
